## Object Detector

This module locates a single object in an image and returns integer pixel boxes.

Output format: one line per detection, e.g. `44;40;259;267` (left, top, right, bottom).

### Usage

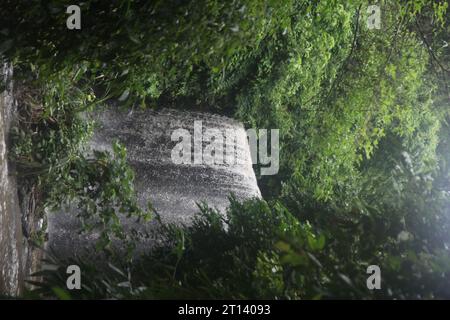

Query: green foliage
10;63;150;251
30;197;319;299
2;0;447;202
2;0;450;299
33;161;450;299
0;0;296;107
11;64;95;177
47;141;152;250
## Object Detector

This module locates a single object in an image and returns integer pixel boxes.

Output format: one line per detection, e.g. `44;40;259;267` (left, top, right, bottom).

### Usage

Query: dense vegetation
1;0;449;299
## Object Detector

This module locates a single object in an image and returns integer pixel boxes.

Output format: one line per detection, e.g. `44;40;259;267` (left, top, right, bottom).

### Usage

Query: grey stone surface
0;63;24;296
47;107;261;259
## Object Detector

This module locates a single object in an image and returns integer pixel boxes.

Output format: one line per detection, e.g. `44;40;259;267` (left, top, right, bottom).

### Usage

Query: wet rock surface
0;64;24;296
48;107;261;259
0;64;44;297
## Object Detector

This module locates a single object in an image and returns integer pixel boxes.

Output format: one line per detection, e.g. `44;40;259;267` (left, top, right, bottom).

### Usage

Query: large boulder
47;107;261;259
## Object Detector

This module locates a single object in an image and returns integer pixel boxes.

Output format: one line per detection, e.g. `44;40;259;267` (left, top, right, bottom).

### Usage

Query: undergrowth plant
10;63;151;252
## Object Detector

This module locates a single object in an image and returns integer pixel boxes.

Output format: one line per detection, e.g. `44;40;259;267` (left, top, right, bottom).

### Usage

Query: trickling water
0;64;24;296
48;107;261;259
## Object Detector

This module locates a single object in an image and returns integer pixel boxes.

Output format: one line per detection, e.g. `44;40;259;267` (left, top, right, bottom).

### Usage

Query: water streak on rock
48;107;261;258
